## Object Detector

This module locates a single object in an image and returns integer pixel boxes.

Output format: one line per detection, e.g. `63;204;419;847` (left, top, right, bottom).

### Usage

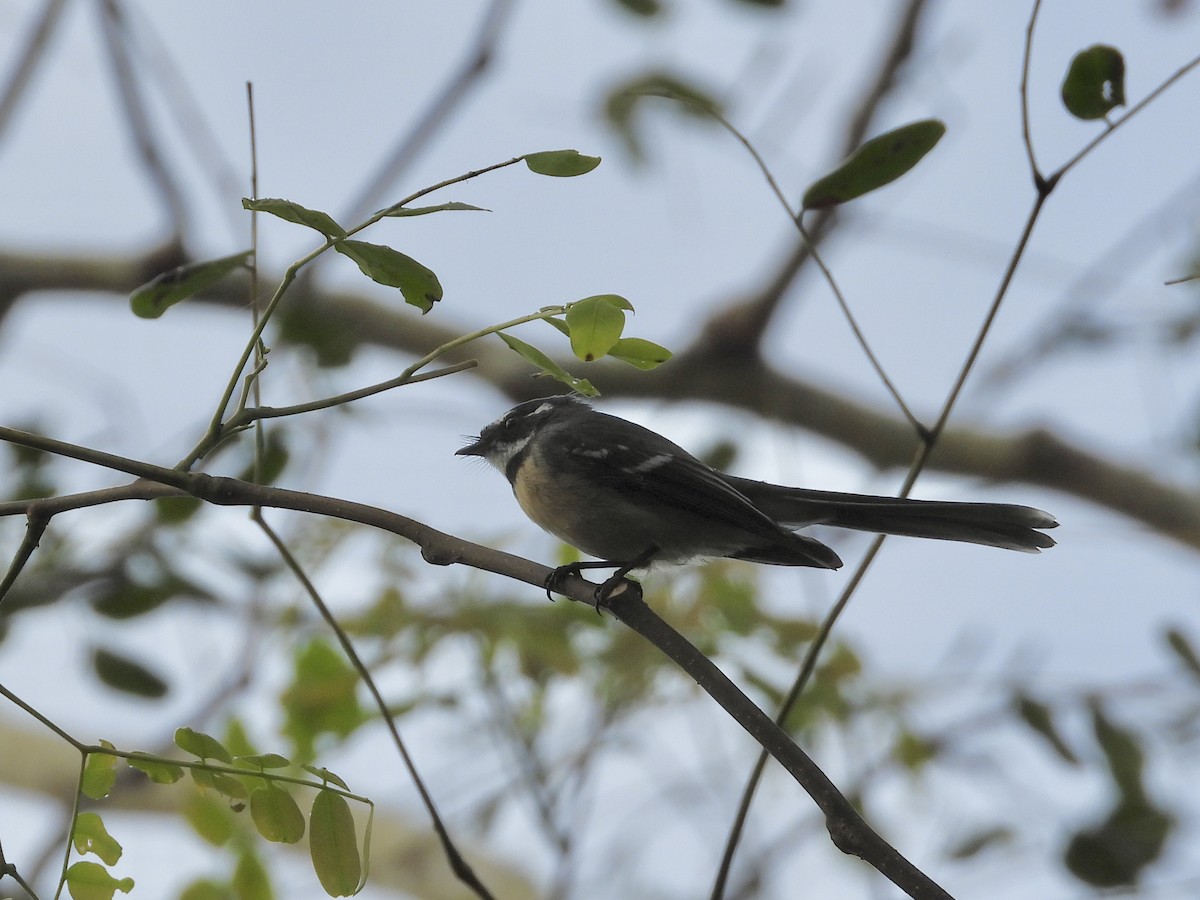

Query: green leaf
382;201;490;217
801;119;946;210
1061;45;1126;120
183;791;238;846
948;826;1014;860
251;783;307;843
191;768;250;802
175;727;233;764
242;198;345;238
281;639;367;762
1064;800;1172;887
334;240;442;313
496;332;598;397
524;149;602;177
541;315;570;337
130;251;251;319
127;752;184;784
73;812;123;866
893;729;938;771
1015;693;1079;765
1165;627;1200;681
301;765;350;791
64;860;134;900
236;753;291;770
608;336;672;370
309;790;361;896
231;848;273;900
82;742;118;800
565;295;631;361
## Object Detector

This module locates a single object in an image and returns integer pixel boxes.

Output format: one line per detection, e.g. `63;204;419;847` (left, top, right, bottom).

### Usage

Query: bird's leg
544;546;659;611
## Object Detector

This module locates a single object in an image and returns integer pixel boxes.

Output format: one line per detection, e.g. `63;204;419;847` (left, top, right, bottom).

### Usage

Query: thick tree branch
1;246;1197;552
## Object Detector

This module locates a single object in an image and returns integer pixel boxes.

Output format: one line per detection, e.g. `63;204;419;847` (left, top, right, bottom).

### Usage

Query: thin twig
0;0;70;141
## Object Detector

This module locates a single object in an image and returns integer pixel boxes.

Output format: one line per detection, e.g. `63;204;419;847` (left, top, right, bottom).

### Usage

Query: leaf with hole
1061;45;1126;120
565;295;631;361
130;251;251;319
801;119;946;210
335;240;442;313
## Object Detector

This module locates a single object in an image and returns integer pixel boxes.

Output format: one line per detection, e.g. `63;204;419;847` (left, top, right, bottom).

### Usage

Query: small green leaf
242;198;345;238
175;727;233;764
1091;703;1145;801
127;752;184;784
565;295;631;361
524;149;601;177
251;783;306;843
334;240;442;313
236;753;291;770
541;315;570;337
64;860;134;900
183;791;238;846
948;826;1014;860
191;768;250;802
82;742;118;800
301;765;350;791
801;119;946;210
130;251;251;319
310;789;362;896
1015;693;1079;765
497;333;598;397
608;336;672;369
1064;800;1172;887
1061;45;1126;120
73;812;123;866
382;201;490;217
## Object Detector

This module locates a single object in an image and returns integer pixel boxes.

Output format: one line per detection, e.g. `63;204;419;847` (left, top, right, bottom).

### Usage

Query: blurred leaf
894;729;939;771
176;727;234;764
310;790;361;897
1015;693;1080;764
605;71;721;160
334;240;442;313
607;336;672;369
153;495;203;525
251;783;306;843
73;812;123;866
184;791;239;847
1061;45;1126;120
242;198;345;239
1165;627;1200;681
64;860;134;900
282;639;367;762
127;752;184;784
612;0;663;15
1064;800;1172;887
1091;703;1145;800
801;119;946;210
232;847;273;900
277;301;358;367
235;429;290;485
82;741;118;799
130;252;251;319
497;332;599;397
524;149;601;177
565;294;631;361
92;646;169;698
382;201;490;217
237;753;291;770
179;878;229;900
948;826;1014;859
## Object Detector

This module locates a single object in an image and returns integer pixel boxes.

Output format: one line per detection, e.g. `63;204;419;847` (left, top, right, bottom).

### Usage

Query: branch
0;430;952;899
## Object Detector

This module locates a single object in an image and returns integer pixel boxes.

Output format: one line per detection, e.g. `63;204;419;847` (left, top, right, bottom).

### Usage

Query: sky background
2;1;1200;897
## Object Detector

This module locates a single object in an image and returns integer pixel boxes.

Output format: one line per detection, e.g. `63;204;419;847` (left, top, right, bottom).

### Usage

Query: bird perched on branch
457;396;1057;602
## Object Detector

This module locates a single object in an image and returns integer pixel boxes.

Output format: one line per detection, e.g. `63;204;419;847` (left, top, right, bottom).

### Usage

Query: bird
456;395;1057;602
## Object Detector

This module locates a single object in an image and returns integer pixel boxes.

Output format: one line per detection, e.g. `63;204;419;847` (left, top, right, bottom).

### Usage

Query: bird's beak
455;439;484;457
